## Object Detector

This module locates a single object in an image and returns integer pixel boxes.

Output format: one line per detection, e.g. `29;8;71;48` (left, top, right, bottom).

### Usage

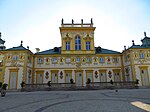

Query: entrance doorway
86;72;93;83
65;73;72;83
9;71;17;89
76;72;82;86
51;73;58;83
37;74;43;84
141;69;149;86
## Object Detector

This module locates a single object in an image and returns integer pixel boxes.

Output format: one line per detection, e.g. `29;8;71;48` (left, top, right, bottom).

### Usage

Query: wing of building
0;20;150;90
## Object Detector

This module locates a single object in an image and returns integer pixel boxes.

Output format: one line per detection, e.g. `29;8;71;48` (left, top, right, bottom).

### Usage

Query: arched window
75;36;81;50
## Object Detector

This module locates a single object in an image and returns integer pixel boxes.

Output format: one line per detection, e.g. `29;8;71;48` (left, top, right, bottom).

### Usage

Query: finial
27;46;29;49
61;18;64;24
91;18;93;24
20;40;23;46
144;32;147;37
36;48;40;53
132;40;135;46
81;19;83;24
124;46;126;50
72;19;74;24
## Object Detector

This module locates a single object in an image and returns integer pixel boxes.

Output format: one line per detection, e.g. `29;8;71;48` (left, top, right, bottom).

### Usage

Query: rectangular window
113;58;119;63
66;42;70;50
139;53;144;58
99;57;105;63
52;58;57;63
66;58;71;63
86;42;90;50
37;58;43;64
76;57;80;62
75;36;81;50
13;55;18;60
86;57;91;63
75;44;81;50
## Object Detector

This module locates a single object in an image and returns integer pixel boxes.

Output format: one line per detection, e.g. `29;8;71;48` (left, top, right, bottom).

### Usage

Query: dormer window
75;36;81;50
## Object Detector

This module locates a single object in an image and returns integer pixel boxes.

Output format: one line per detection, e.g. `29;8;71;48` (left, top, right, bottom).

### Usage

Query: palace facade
0;20;150;89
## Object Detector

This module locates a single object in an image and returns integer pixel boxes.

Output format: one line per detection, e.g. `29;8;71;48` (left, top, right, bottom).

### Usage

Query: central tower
60;19;96;54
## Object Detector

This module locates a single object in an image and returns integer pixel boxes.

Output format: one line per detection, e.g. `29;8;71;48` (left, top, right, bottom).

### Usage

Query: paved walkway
0;89;150;112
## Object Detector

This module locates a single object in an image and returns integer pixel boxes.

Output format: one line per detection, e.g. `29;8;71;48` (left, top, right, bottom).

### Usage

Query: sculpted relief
62;32;94;39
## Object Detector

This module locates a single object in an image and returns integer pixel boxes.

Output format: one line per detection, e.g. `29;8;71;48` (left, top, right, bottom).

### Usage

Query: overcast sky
0;0;150;53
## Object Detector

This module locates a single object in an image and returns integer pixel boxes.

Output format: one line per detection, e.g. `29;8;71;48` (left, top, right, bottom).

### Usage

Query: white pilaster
83;69;86;86
72;70;75;82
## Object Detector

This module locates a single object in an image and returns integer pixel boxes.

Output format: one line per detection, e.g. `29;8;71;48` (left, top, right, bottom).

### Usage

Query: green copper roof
5;44;32;53
35;47;120;55
95;47;120;54
35;47;61;55
129;45;150;49
6;46;28;51
5;41;32;52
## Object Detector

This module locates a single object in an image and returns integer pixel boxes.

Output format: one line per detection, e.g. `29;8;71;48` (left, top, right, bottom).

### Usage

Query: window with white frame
139;53;145;58
13;55;19;60
52;58;57;63
76;57;80;62
99;57;105;63
66;58;71;63
37;58;43;64
86;57;91;63
113;58;119;63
